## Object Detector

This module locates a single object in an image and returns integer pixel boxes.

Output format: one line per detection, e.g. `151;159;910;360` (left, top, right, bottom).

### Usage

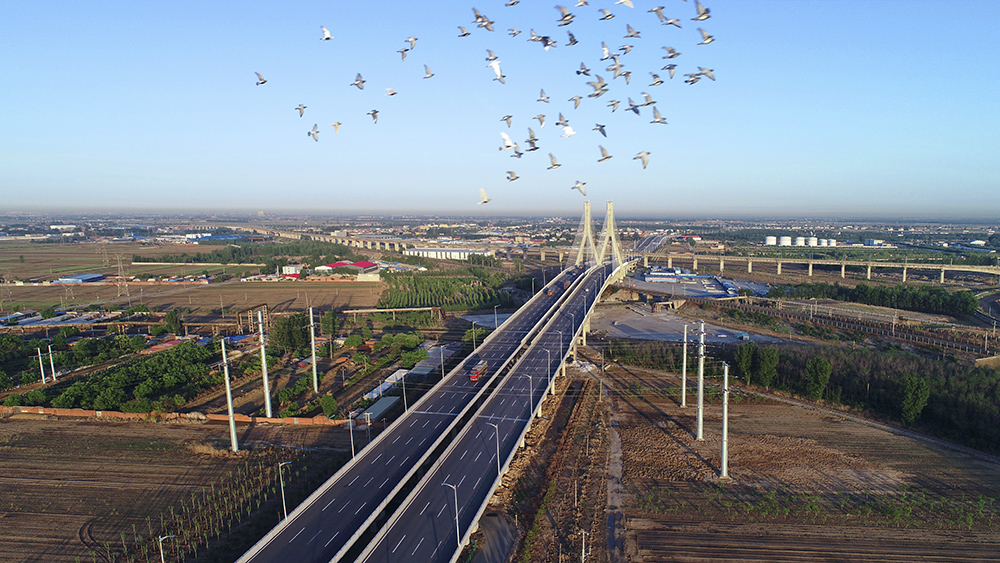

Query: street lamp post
364;412;372;444
258;311;272;418
278;461;292;520
471;320;477;349
309;306;318;393
158;534;175;563
348;415;356;459
494;304;499;329
543;348;553;395
221;338;239;453
486;421;501;475
521;373;534;418
442;481;461;547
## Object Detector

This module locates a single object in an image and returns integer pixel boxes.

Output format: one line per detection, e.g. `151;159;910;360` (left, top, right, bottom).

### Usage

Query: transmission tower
115;253;130;298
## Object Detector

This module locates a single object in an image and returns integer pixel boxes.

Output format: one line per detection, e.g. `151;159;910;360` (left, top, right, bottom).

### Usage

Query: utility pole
681;324;688;408
47;345;56;382
721;362;729;479
309;307;318;393
697;321;705;441
258;311;272;418
221;338;239;453
580;529;589;562
278;461;291;520
37;348;46;384
348;415;355;459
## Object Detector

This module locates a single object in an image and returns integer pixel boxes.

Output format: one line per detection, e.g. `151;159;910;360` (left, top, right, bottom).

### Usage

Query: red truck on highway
470;360;489;382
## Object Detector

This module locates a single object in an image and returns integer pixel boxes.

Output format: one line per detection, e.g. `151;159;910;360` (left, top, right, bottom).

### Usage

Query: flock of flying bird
253;1;717;206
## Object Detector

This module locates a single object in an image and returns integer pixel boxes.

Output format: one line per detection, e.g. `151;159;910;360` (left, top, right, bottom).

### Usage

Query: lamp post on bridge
543;348;553;395
278;461;292;520
520;373;535;418
442;481;461;547
158;534;175;563
486;421;501;476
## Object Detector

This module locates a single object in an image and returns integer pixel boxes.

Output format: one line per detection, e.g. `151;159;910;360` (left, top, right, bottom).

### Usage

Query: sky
2;1;999;220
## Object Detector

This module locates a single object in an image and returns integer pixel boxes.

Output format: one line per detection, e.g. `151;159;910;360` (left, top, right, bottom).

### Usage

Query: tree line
766;282;979;316
378;267;515;311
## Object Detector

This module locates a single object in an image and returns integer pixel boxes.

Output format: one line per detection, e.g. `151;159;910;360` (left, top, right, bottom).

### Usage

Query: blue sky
2;1;998;219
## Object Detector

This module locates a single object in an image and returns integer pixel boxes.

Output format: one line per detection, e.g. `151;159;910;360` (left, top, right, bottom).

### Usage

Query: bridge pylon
570;201;624;268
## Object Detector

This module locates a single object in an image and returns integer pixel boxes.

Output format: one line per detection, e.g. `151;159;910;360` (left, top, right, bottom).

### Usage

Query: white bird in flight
254;72;266;86
572;181;587;196
649;6;666;21
634;151;650;169
295;104;307;117
308;124;320;141
385;88;398;96
593;123;607;137
500;131;516;151
598;9;614;20
534;114;546;127
508;28;521;37
478;188;492;205
350;73;365;89
330;122;341;134
367;109;379;124
698;67;715;80
501;115;513;127
538;89;550;103
547;153;561;169
569;96;582;109
662;46;681;59
615;0;634;7
423;65;435;79
458;26;471;37
650;106;667;124
693;1;711;21
597;145;612;162
624;24;640;38
664;17;681;28
697;28;715;45
487;59;505;83
406;36;418;49
506;171;519;181
561;125;576;138
320;26;333;40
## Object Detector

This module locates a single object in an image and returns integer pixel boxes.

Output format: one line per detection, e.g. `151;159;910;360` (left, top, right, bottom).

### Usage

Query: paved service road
358;263;612;563
238;269;582;563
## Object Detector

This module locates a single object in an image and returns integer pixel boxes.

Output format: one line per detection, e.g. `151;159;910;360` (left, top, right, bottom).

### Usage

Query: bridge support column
581;318;590;347
807;262;813;277
867;264;872;280
540;250;546;261
719;258;724;273
692;258;698;271
902;267;907;283
558;251;564;264
747;260;752;273
776;261;782;275
667;256;672;268
841;263;846;278
644;255;648;268
940;268;945;284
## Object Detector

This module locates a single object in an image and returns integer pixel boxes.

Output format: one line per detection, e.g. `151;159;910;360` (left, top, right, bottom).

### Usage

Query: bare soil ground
0;416;354;563
477;351;1000;563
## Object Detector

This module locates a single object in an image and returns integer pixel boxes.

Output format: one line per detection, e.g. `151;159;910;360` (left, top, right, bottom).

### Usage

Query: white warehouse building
403;248;495;261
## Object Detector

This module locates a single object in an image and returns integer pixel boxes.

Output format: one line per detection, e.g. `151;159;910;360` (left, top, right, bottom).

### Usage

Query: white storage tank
828;239;837;247
807;237;818;247
765;236;777;246
819;239;829;247
794;237;806;246
779;236;792;246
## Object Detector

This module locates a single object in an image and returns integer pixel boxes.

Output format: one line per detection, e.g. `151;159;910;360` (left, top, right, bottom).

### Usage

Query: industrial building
765;236;836;247
403;248;494;261
53;273;105;283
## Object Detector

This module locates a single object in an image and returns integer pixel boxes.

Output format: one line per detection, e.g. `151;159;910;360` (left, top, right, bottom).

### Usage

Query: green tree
320;394;338;417
754;347;780;389
40;307;57;319
269;314;308;354
321;310;338;335
734;342;758;383
344;334;363;349
164;310;183;334
899;374;930;425
804;355;832;400
362;327;373;340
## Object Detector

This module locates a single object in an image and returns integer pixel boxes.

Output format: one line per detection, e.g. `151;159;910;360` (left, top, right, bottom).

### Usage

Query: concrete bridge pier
902;266;908;283
841;263;846;278
540;250;546;261
692;257;698;271
558;251;565;263
747;260;752;273
718;258;724;273
940;268;946;283
807;262;813;277
667;257;673;268
644;255;649;268
867;264;872;280
776;261;782;275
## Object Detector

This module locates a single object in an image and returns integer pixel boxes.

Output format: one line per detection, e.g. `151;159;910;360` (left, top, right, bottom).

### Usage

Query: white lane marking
392;534;407;553
324;531;340;547
381;477;391;488
458;475;466;487
460;449;468;460
289;527;305;543
420;501;430;515
437;503;448;517
405;436;414;445
474;451;482;462
365;476;374;487
392;436;401;444
410;419;418;427
475;477;482;489
348;475;359;486
306;530;322;544
422;420;430;428
432;540;442;558
372;453;382;464
338;500;351;513
400;456;408;466
355;501;367;515
475;430;482;439
411;537;425;556
387;455;396;465
322;497;337;511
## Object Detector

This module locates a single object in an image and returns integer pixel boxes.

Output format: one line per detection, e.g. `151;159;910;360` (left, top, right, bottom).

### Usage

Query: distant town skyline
3;1;998;219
